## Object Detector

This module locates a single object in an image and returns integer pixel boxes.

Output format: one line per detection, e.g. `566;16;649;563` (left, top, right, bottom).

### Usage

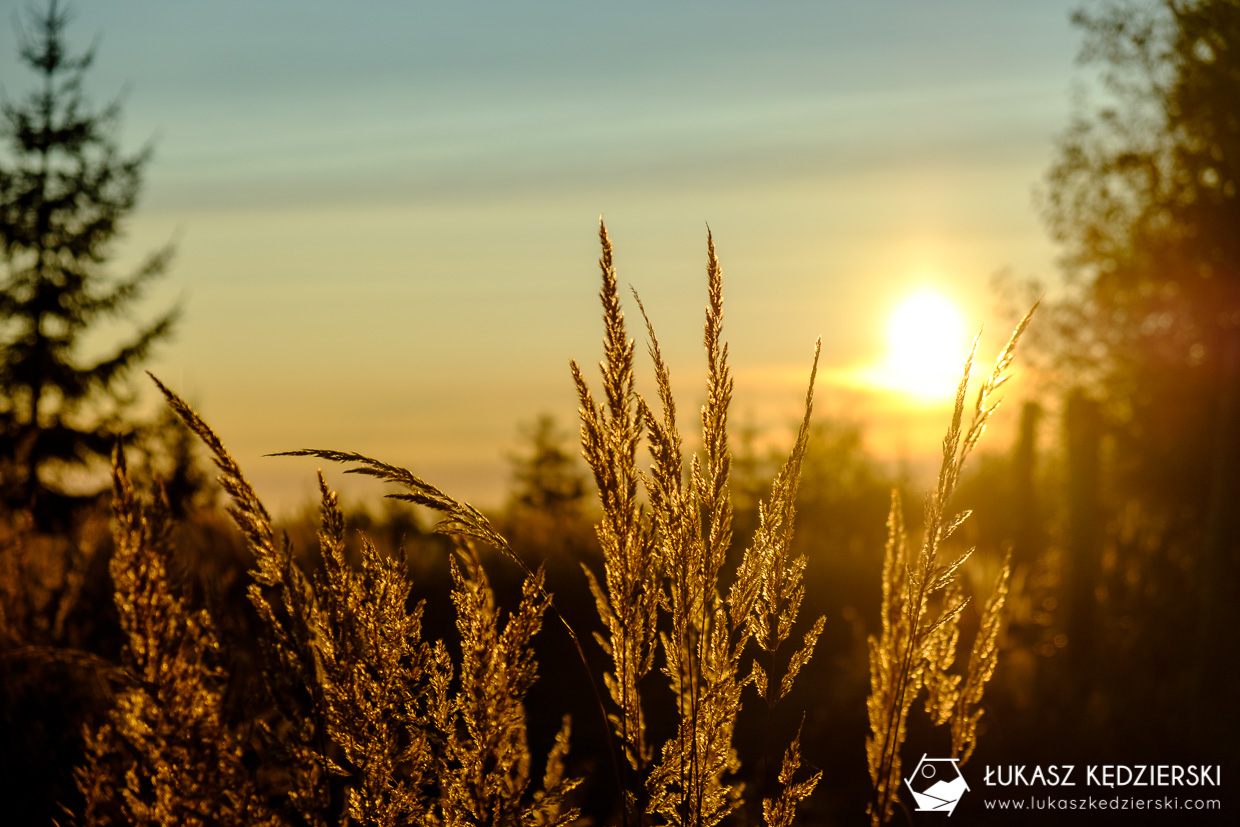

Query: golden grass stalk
435;544;580;826
572;221;660;822
151;379;579;826
865;305;1035;826
576;223;824;827
76;446;277;826
735;338;826;707
308;473;434;825
951;552;1012;764
151;374;333;823
640;230;742;827
761;723;822;827
273;446;592;824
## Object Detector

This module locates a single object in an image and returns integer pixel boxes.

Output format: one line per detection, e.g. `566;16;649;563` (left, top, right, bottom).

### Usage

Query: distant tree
508;413;587;517
0;0;175;525
502;413;592;562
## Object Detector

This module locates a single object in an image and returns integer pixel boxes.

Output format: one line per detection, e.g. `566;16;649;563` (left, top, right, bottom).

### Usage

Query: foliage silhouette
0;0;175;527
1034;0;1240;751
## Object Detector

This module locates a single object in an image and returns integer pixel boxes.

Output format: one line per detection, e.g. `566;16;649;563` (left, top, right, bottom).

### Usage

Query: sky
1;0;1085;514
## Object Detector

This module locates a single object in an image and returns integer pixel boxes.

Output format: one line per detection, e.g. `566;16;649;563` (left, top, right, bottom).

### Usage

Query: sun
873;289;970;402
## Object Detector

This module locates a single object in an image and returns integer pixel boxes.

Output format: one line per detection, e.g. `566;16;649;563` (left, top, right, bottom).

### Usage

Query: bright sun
874;289;970;402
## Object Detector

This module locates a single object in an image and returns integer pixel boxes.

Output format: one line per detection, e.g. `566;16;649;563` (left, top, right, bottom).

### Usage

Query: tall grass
56;224;1031;825
572;224;824;827
77;448;278;825
865;307;1034;826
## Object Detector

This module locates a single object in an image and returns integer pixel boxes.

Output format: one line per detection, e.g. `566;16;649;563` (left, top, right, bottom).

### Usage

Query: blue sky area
0;0;1083;511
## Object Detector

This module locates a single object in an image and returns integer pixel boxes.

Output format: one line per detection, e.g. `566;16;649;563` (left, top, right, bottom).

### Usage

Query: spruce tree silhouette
0;0;176;527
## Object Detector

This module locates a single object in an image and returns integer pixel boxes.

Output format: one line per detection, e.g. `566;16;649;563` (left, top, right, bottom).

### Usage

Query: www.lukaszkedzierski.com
907;762;1227;817
982;795;1221;812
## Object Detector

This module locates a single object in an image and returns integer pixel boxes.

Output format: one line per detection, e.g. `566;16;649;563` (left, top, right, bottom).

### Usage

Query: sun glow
869;289;971;402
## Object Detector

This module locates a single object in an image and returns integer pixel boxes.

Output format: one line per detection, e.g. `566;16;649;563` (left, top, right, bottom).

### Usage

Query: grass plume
137;379;580;826
51;226;1031;826
571;222;659;823
577;222;825;827
866;304;1036;826
76;446;277;825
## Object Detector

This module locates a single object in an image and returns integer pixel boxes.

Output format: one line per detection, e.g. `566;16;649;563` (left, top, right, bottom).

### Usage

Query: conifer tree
0;0;175;525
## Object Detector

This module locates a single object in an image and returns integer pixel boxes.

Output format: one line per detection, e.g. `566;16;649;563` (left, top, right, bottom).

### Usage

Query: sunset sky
2;0;1082;513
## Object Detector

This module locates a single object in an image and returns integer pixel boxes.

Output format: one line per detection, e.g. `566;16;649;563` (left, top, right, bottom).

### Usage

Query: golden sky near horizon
2;1;1081;513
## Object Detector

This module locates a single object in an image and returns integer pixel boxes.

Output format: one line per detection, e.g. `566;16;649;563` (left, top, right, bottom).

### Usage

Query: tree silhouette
0;0;175;526
1044;0;1240;513
508;413;588;517
1042;0;1240;749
